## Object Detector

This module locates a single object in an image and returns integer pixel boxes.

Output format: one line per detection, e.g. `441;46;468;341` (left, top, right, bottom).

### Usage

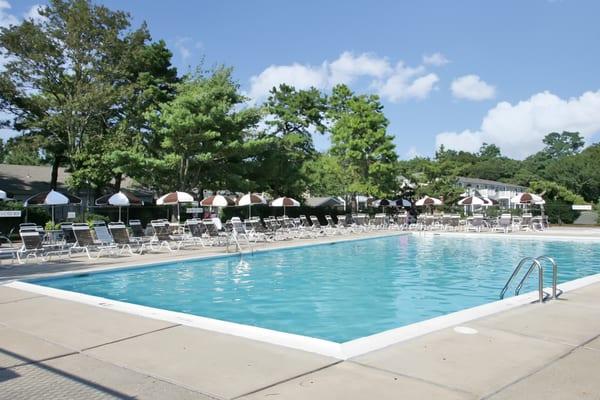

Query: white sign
572;204;592;211
67;211;76;219
186;207;203;214
0;210;21;217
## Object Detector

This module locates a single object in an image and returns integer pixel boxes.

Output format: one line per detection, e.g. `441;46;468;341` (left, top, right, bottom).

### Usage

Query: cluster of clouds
248;51;499;105
436;90;600;159
249;51;453;103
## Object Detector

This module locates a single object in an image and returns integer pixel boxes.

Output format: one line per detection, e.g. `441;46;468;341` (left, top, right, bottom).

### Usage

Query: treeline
1;0;599;213
0;0;397;200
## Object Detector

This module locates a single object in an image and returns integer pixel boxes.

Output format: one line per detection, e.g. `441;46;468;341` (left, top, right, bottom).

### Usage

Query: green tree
542;131;584;159
128;67;264;194
0;0;167;191
2;135;47;165
328;84;398;199
257;84;327;197
303;153;353;197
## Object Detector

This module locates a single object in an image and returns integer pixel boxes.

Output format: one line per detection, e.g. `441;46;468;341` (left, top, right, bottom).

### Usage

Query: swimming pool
31;234;600;343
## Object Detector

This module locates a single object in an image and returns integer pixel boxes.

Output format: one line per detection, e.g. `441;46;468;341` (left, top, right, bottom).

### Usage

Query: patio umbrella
237;193;267;218
200;195;236;207
457;195;486;206
24;189;82;225
392;198;412;208
458;195;486;214
511;192;544;204
415;196;443;206
95;191;143;222
271;196;300;216
0;189;13;201
157;191;195;221
372;199;392;208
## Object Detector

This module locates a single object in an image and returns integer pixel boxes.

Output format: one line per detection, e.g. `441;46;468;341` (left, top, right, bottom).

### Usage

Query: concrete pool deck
1;227;600;399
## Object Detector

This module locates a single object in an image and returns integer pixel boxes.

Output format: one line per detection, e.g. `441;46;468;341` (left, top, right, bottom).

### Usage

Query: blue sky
4;0;600;159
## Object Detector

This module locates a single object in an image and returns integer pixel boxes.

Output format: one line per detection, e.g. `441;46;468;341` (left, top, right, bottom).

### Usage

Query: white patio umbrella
96;191;143;222
157;191;194;221
24;189;82;225
237;193;267;218
0;189;13;201
271;196;300;216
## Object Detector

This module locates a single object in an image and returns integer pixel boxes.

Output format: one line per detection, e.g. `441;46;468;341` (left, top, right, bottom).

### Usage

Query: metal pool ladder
500;256;562;303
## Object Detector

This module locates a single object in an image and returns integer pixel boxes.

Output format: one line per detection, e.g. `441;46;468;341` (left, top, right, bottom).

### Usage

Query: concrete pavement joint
229;360;345;400
0;294;45;305
347;360;479;398
480;332;600;399
80;323;181;352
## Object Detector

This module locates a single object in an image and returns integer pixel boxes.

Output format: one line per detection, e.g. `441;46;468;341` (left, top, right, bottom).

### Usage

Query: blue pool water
32;235;600;343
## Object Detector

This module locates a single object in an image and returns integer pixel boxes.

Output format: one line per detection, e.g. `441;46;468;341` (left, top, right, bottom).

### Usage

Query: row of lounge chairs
2;212;548;264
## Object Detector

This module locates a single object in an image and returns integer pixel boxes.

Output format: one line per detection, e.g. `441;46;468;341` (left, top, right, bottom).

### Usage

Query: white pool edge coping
6;272;600;360
4;231;600;360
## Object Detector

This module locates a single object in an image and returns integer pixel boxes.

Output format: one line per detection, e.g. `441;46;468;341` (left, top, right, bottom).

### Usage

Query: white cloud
248;52;440;103
436;90;600;159
451;74;496;101
248;63;328;100
23;4;46;23
0;0;18;28
376;62;438;102
329;51;392;85
422;52;449;66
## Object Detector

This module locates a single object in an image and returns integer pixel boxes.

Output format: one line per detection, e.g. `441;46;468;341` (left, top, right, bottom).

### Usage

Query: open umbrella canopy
200;195;235;207
271;197;300;207
372;199;391;207
95;191;143;207
24;189;81;206
511;192;544;204
157;191;194;205
457;195;486;206
392;198;412;207
0;189;13;201
415;196;443;206
238;193;267;206
483;197;498;205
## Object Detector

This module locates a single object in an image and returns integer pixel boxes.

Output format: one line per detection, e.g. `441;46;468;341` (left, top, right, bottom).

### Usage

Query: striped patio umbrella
511;192;544;204
237;193;267;218
200;195;235;207
457;195;486;206
24;189;82;225
271;196;300;216
157;191;195;221
415;196;443;206
392;198;412;208
372;199;392;208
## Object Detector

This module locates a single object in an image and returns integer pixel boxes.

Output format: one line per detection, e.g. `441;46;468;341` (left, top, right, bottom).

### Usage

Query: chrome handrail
500;257;538;299
514;259;549;303
536;255;562;299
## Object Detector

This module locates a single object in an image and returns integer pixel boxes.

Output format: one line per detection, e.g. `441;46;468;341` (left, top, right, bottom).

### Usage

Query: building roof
0;163;151;197
305;196;344;208
457;176;526;189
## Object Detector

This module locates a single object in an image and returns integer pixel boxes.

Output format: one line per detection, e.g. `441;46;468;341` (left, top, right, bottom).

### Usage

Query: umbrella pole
177;203;180;222
283;205;286;217
248;204;251;219
51;205;55;226
118;207;122;222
